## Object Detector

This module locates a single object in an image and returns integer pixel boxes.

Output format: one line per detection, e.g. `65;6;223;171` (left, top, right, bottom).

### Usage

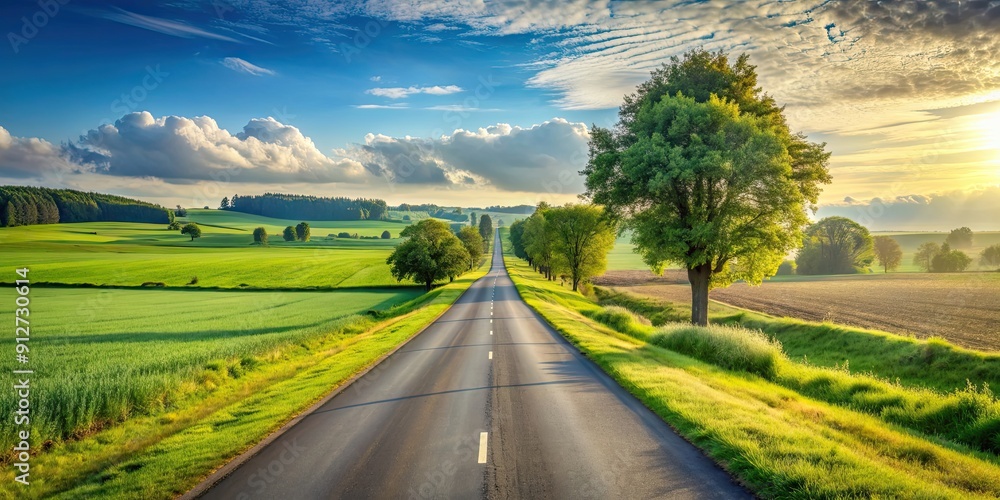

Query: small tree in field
872;235;902;273
282;226;296;242
981;244;1000;270
931;243;972;272
584;50;831;325
181;223;201;241
253;227;268;246
457;226;484;270
295;222;310;242
381;230;392;239
913;242;940;272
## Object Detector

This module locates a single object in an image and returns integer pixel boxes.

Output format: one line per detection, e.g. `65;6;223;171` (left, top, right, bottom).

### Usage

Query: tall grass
596;304;1000;455
585;305;653;340
650;324;785;379
0;288;421;457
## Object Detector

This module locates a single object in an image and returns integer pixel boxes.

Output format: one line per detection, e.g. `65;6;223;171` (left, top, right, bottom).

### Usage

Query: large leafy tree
522;208;555;280
387;219;470;290
546;204;616;291
796;217;874;275
282;225;296;242
478;214;493;244
583;49;831;325
509;218;528;260
872;235;902;273
457;225;485;270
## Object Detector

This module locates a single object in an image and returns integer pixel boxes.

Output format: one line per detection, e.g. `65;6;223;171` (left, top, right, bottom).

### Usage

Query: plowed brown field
594;270;1000;351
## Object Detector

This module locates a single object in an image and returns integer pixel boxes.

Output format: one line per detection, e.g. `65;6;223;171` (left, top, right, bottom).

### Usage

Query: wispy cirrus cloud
221;57;276;76
95;7;241;42
354;104;409;109
366;85;464;99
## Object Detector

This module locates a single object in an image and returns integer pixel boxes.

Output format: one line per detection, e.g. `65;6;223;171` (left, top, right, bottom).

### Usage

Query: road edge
180;259;495;499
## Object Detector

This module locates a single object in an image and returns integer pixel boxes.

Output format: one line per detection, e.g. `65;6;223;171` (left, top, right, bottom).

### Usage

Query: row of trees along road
509;203;616;292
583;49;832;326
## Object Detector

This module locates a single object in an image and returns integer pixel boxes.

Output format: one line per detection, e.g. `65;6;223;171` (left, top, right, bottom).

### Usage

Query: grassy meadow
500;235;1000;497
0;210;495;498
0;287;422;453
0;210;411;288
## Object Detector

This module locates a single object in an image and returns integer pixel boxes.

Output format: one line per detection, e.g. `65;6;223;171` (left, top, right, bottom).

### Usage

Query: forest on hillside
0;186;173;227
224;193;389;221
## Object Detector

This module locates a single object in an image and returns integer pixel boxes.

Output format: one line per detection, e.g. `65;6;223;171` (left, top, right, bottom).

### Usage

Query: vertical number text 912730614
13;267;31;486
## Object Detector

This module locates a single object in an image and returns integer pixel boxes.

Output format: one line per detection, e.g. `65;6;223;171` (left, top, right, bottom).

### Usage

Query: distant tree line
223;193;388;221
481;205;535;214
0;186;172;227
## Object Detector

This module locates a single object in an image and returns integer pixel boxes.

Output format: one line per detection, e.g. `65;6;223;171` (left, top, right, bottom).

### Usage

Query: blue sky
1;0;998;229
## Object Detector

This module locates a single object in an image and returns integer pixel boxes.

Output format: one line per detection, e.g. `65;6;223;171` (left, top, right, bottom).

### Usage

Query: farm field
0;210;415;288
596;270;1000;351
604;231;1000;272
0;287;423;451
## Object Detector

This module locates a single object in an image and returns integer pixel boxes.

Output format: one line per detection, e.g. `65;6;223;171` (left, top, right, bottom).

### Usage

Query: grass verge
0;256;492;499
503;248;1000;498
595;287;1000;395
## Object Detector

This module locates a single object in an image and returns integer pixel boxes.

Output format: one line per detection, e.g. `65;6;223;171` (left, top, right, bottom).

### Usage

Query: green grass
0;248;493;499
650;323;785;379
500;235;1000;497
596;287;1000;395
0;210;416;288
0;287;422;454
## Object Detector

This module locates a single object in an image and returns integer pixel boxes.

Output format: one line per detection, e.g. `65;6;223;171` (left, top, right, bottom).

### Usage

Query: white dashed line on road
478;432;488;464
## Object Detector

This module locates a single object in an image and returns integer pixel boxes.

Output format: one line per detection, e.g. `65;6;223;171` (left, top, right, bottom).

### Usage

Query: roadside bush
337;231;352;238
586;306;652;339
594;287;685;326
651;324;786;379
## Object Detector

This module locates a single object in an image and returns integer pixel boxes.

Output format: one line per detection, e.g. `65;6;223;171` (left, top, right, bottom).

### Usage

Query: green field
0;215;494;498
0;210;415;289
0;287;422;451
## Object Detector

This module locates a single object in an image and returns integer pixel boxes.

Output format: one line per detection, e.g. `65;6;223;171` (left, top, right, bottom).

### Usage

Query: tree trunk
572;277;579;291
688;264;711;326
425;279;433;291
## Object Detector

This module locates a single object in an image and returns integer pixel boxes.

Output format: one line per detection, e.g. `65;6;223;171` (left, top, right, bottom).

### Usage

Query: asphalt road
201;233;748;500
